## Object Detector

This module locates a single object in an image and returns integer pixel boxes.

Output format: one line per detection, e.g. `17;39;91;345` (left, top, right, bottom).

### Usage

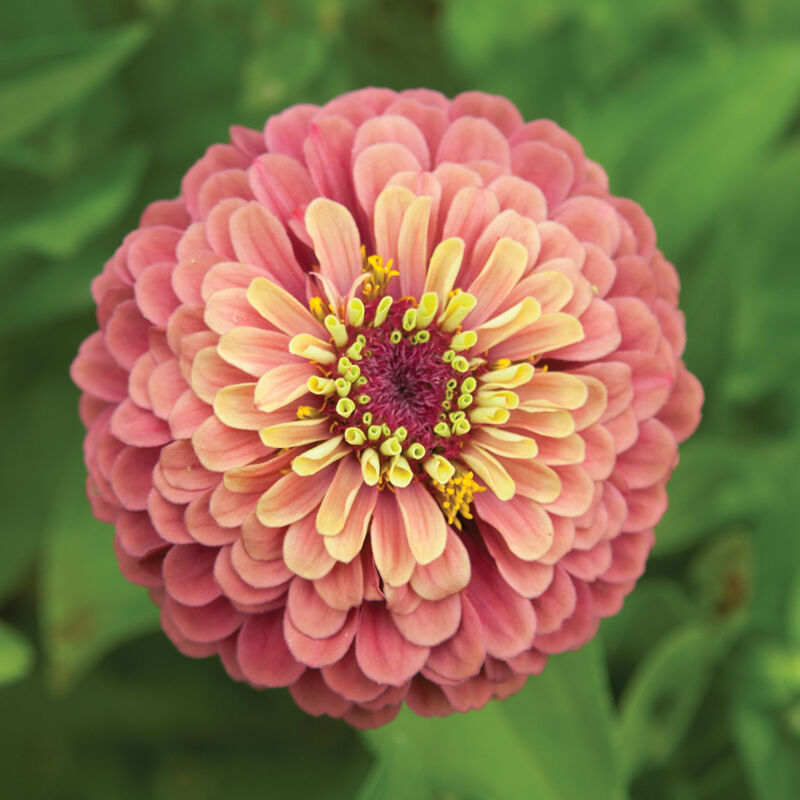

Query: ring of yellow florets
297;254;525;523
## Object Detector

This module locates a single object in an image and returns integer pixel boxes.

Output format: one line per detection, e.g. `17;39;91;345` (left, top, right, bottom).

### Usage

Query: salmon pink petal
289;670;351;719
166;595;243;643
353;142;422;219
465;542;536;659
511;141;574;211
305;198;363;296
163;544;222;606
284;608;358;668
480;523;554;599
371;491;416;587
287;577;348;639
356;603;430;686
474;491;554;561
283;514;336;580
237;611;305;687
410;527;471;601
314;557;364;611
229;202;307;297
111;446;159;510
392;594;461;647
450;91;524;136
322;645;384;703
110;399;171;447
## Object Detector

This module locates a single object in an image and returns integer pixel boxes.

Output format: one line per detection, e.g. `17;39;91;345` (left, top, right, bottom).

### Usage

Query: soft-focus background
1;0;799;797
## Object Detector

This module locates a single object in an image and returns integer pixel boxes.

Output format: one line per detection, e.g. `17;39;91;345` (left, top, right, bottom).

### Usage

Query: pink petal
355;603;430;686
371;490;416;587
115;510;166;558
283;514;336;580
437;117;510;168
192;416;269;472
489;175;547;222
163;543;222;606
313;556;364;611
71;331;128;403
110;399;171;447
395;480;448;565
303;115;358;208
305;198;363;298
465;541;537;659
287;576;348;638
165;595;243;643
159;439;218;492
197;169;253;218
555;196;621;255
111;446;159;511
322;644;384;703
236;611;305;687
248;154;318;225
657;367;703;443
265;104;318;161
257;468;332;528
284;607;358;668
147;489;192;545
105;300;150;370
289;669;351;719
384;99;449;155
614;418;677;490
480;522;554;599
392;594;461;647
474;491;554;561
424;596;485;682
353;142;422;219
410;527;471;601
450;91;524;137
511;141;574;212
353;115;430;170
228;202;307;298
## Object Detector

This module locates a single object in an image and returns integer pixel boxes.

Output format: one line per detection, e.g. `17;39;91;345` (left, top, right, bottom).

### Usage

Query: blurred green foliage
1;0;799;797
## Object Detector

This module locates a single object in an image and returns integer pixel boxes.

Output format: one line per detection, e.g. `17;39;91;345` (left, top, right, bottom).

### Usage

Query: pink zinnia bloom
71;88;703;728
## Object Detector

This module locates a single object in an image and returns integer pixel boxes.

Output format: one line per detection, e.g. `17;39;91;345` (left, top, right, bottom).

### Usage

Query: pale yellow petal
459;443;515;501
291;436;348;476
424;237;464;307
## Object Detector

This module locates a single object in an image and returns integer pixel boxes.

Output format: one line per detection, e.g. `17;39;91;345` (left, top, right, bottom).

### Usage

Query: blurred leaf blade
360;641;626;800
0;620;34;686
0;22;149;148
41;460;160;690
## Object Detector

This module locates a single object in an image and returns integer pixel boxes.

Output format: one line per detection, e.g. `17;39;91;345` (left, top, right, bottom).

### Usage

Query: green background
2;0;800;797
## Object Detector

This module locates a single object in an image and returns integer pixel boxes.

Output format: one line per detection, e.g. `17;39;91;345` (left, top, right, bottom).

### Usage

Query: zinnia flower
71;88;703;728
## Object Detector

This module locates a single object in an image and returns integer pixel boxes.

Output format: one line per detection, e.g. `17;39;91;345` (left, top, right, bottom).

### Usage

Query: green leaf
0;620;34;686
360;641;626;800
40;460;160;690
654;435;792;557
733;701;800;800
0;144;147;260
0;22;149;148
573;44;800;258
619;620;742;779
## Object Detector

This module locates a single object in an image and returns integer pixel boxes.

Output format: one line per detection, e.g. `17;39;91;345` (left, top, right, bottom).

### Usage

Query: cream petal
246;276;324;337
459;443;515;501
495;312;584;361
214;382;274;430
503;458;562;503
470;426;538;459
473;297;541;353
291;436;348;476
467;237;528;326
516;371;589;411
259;417;331;448
423;237;465;307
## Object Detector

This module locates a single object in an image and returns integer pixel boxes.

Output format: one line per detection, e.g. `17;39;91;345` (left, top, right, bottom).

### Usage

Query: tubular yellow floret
415;292;439;328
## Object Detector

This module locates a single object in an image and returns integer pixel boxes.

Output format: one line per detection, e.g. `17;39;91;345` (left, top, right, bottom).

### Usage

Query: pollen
433;468;486;529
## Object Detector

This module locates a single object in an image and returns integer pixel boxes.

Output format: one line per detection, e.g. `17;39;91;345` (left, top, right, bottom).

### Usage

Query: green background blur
2;0;800;797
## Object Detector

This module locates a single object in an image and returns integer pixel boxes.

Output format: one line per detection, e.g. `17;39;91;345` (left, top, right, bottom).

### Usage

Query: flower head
71;88;703;728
